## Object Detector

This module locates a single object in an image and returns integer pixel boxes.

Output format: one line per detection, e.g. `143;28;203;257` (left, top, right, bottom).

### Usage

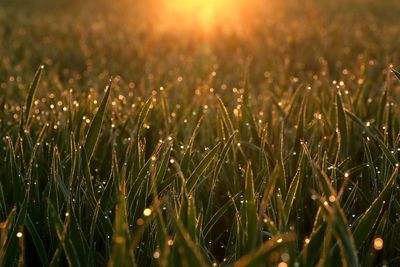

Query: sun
161;0;243;32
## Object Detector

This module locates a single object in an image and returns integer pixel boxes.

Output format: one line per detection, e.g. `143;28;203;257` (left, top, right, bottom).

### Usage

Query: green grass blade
155;145;172;191
155;207;169;267
81;146;97;208
0;184;6;219
3;192;29;267
299;224;326;267
317;200;359;267
352;166;399;248
108;185;136;267
172;218;209;267
203;194;238;237
47;202;81;267
89;173;114;244
390;67;400;80
0;208;16;266
24;65;44;126
181;116;203;175
284;152;305;225
259;163;279;218
346;110;397;166
302;143;335;197
216;94;234;135
25;216;49;266
186;143;221;192
186;196;197;242
136;97;152;137
336;90;348;160
214;131;237;178
377;88;387;128
84;79;112;161
244;164;259;254
234;233;295;267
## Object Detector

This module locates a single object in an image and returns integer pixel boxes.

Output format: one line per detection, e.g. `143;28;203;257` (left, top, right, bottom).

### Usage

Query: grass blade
0;208;17;266
25;216;49;266
284;152;305;225
48;202;81;267
3;192;29;267
24;65;44;127
84;79;112;160
346;110;397;166
243;164;259;254
234;233;295;267
317;199;359;267
186;143;221;192
172;218;209;267
352;166;399;248
214;131;237;178
390;67;400;80
203;194;238;237
336;90;348;160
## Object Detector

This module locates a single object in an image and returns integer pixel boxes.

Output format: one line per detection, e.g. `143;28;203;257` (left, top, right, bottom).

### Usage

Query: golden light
373;237;384;250
160;0;246;32
143;208;152;216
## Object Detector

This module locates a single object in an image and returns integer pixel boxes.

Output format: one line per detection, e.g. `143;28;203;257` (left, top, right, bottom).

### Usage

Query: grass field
1;0;400;266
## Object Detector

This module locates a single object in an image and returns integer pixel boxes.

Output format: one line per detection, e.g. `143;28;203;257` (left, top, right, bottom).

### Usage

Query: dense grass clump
1;0;400;266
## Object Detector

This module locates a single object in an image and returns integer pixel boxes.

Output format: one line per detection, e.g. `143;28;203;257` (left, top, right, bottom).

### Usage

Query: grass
1;0;400;266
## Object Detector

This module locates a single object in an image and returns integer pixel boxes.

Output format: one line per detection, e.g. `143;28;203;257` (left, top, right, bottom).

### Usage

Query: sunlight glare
161;0;244;32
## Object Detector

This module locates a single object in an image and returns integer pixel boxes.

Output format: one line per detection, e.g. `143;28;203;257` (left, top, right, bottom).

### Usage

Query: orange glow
161;0;244;32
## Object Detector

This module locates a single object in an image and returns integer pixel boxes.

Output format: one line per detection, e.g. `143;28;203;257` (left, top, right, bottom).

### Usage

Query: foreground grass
1;0;400;266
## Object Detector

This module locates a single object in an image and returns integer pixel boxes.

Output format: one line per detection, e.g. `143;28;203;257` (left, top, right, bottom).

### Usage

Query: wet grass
1;0;400;266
